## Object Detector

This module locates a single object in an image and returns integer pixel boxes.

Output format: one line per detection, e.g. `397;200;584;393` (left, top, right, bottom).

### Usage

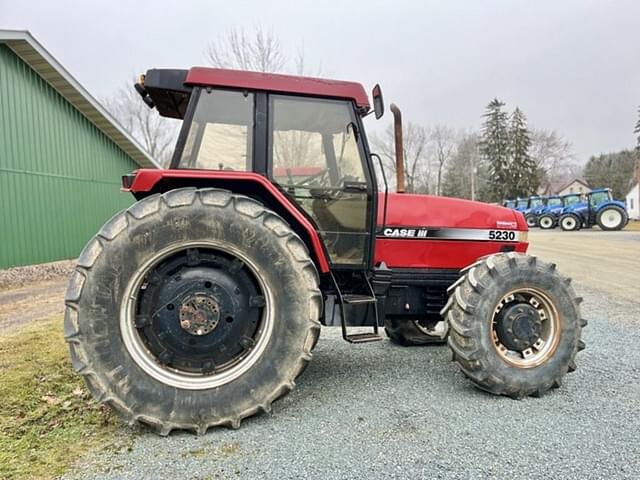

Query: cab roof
185;67;371;111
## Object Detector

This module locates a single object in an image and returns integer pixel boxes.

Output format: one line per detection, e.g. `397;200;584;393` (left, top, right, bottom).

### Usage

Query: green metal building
0;30;158;269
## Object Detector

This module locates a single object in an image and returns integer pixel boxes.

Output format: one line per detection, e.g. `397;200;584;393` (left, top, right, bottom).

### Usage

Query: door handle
343;181;368;193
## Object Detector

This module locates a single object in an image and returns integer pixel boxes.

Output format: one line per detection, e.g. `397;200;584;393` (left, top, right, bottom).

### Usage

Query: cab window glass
589;191;609;206
179;89;254;170
270;96;366;188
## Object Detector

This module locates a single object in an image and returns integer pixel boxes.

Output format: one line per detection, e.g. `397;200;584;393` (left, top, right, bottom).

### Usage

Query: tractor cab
544;195;562;211
562;193;582;208
503;199;516;209
588;188;613;208
530;196;547;215
136;68;379;270
176;85;375;267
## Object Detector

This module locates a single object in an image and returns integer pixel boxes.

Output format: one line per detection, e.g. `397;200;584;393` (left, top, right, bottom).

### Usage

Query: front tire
444;253;585;399
560;214;580;231
538;214;556;230
525;214;538;228
64;188;322;434
596;206;627;231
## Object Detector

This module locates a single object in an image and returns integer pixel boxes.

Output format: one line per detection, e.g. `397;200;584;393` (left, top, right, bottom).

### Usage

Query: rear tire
560;214;580;231
385;318;448;346
64;188;321;435
596;206;627;231
538;214;556;230
444;253;585;398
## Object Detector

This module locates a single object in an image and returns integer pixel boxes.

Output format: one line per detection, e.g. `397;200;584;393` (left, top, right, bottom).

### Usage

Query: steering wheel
295;168;330;187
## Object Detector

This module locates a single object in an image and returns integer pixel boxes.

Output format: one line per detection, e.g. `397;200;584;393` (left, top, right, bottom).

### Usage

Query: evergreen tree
442;133;488;200
479;98;510;202
509;107;538;196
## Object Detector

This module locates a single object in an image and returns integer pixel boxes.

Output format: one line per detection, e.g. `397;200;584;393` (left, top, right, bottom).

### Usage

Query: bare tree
103;81;180;166
529;129;576;194
206;26;287;73
441;133;485;200
635;106;640;186
430;125;458;196
206;27;325;172
370;123;430;193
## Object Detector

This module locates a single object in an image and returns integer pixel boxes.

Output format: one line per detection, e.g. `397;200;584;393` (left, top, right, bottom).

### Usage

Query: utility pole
470;141;477;201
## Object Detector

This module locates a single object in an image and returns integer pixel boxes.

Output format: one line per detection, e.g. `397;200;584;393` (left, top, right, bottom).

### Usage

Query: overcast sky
1;0;638;161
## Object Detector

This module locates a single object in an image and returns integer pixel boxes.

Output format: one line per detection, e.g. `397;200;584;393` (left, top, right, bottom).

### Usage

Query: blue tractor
503;199;516;209
523;195;546;227
559;188;628;231
514;197;530;213
537;193;581;230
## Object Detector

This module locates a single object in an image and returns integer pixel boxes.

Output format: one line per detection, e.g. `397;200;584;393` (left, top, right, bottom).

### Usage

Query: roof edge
0;29;159;169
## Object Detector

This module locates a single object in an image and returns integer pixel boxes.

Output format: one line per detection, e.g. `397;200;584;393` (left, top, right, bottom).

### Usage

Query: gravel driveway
64;280;640;478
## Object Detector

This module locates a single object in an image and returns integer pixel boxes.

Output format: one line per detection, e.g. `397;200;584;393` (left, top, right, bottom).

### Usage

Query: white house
626;183;640;220
556;178;591;196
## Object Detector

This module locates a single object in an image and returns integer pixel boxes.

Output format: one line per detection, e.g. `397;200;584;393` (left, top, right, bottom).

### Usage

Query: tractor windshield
516;199;528;209
564;195;581;206
530;198;543;208
547;197;562;207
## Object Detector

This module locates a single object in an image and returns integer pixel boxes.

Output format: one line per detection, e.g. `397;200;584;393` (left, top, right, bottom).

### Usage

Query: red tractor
65;67;585;435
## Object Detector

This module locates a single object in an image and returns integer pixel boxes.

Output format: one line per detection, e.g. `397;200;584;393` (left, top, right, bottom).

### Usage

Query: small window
179;89;254;170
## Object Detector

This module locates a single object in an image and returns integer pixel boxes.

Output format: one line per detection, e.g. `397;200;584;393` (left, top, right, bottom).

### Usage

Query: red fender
126;169;331;273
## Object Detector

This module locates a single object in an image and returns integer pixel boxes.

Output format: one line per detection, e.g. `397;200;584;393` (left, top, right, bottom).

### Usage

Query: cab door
268;95;376;268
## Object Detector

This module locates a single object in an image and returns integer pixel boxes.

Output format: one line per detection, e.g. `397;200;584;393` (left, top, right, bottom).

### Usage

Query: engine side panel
375;193;528;269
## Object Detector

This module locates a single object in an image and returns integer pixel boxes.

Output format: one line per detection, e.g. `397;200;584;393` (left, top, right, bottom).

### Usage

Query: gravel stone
0;259;75;291
64;281;640;480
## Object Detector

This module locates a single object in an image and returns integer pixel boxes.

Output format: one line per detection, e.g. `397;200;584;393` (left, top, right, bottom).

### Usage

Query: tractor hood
378;193;527;232
374;193;528;269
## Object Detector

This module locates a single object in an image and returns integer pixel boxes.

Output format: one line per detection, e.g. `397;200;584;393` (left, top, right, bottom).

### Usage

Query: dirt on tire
444;252;585;398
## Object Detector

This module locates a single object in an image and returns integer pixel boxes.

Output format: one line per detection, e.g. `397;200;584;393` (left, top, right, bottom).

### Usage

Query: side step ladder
331;273;382;344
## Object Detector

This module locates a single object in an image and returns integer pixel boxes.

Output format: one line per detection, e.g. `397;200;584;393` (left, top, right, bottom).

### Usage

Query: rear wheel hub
179;294;220;336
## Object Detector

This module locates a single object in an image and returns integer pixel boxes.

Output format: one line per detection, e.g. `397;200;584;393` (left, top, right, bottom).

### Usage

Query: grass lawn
0;316;121;479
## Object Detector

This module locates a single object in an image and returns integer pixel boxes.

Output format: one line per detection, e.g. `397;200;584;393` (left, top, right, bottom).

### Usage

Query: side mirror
372;84;384;119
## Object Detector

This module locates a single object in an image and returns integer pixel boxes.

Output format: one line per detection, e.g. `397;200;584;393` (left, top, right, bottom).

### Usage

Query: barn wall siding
0;44;137;268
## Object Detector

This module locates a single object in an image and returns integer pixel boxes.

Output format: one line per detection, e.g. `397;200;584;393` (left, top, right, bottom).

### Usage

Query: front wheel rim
491;288;560;368
600;210;622;228
120;241;274;390
540;217;552;228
